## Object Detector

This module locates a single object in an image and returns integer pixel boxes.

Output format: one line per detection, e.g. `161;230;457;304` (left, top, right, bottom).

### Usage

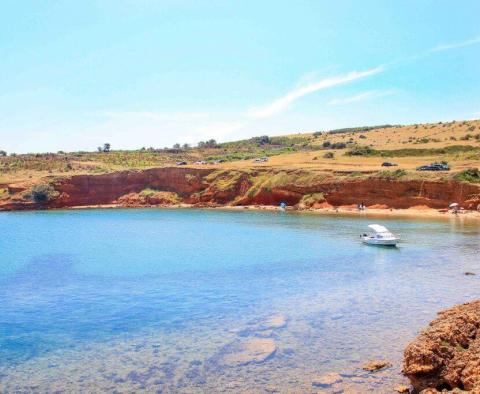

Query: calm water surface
1;209;479;393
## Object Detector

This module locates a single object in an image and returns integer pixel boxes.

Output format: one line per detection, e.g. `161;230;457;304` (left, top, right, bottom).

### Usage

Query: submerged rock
238;314;287;337
362;360;392;372
403;300;480;392
312;372;342;388
252;314;287;331
394;384;410;393
215;338;276;367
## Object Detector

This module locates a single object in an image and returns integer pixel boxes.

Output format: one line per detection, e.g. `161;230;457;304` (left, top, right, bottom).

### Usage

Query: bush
377;169;407;179
25;184;58;203
345;145;377;156
331;142;347;149
359;134;367;139
250;135;271;145
322;141;331;148
299;192;325;207
323;152;335;159
454;168;480;183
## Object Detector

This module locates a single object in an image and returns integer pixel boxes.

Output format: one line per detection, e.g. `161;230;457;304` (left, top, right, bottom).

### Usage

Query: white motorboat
361;224;399;246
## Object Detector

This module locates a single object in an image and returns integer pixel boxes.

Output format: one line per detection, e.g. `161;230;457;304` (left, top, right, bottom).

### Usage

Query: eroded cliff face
51;167;213;207
1;167;479;211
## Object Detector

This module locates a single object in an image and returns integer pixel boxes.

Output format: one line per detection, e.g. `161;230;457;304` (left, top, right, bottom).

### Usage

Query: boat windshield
376;232;394;238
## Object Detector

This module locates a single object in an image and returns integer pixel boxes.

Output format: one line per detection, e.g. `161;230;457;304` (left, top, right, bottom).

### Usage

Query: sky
1;0;479;153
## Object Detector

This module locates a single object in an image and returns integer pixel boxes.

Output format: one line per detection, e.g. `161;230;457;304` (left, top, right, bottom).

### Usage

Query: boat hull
362;237;399;246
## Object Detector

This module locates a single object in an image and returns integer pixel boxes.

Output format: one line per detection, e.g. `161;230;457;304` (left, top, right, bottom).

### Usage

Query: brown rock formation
362;360;392;372
1;167;480;211
403;300;480;392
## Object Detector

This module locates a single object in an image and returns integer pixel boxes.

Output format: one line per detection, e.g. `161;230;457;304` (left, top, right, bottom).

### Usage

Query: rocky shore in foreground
404;301;480;393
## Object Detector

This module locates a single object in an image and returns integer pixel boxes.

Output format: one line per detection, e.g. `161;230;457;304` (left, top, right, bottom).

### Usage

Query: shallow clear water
1;209;479;393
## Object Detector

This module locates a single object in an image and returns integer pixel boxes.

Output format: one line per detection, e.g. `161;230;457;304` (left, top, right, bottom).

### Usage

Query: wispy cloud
328;90;397;106
430;36;480;53
247;66;384;119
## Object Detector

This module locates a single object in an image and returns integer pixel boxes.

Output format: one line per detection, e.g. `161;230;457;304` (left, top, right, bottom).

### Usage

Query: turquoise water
1;209;479;392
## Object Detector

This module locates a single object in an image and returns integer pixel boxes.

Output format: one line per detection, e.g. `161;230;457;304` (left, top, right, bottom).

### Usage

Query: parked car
194;160;207;165
381;162;398;167
416;163;450;171
253;157;269;163
176;161;187;166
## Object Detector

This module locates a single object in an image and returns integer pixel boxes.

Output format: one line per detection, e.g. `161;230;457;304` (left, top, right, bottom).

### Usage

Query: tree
183;143;190;150
197;141;206;148
97;146;103;152
205;139;217;148
250;135;270;145
173;143;181;149
103;143;111;152
0;150;7;157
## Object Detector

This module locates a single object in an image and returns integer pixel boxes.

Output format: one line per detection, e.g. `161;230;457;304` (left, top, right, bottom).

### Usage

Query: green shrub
377;169;407;179
25;184;58;203
300;193;325;207
345;145;377;156
139;188;158;197
323;152;335;159
454;168;480;183
377;145;478;157
331;142;347;149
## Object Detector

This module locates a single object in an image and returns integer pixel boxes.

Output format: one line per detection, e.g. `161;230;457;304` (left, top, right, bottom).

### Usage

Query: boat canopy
368;224;390;234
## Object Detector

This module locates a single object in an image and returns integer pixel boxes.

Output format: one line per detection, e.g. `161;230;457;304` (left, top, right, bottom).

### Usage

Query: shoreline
6;202;480;221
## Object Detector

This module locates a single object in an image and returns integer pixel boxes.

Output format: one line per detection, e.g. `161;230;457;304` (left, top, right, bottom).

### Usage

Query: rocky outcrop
403;301;480;392
1;167;480;211
363;360;392;372
50;167;212;208
116;191;181;207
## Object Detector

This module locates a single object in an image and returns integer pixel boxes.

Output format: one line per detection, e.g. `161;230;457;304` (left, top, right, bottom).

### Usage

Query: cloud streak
247;66;384;119
430;36;480;53
328;90;397;106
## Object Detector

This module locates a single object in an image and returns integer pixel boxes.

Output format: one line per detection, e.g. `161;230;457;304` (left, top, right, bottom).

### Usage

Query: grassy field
1;119;479;186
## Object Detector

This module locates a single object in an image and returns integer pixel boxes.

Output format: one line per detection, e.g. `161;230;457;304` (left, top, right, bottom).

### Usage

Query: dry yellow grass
220;119;480;173
1;120;480;185
292;119;480;150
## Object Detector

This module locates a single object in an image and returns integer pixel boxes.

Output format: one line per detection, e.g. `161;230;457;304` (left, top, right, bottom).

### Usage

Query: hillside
1;119;480;211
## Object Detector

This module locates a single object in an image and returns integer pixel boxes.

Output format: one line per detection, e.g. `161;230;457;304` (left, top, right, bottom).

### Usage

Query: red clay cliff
1;167;480;211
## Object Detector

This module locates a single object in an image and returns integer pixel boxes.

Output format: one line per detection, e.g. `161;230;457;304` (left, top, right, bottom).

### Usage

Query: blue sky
1;0;479;153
